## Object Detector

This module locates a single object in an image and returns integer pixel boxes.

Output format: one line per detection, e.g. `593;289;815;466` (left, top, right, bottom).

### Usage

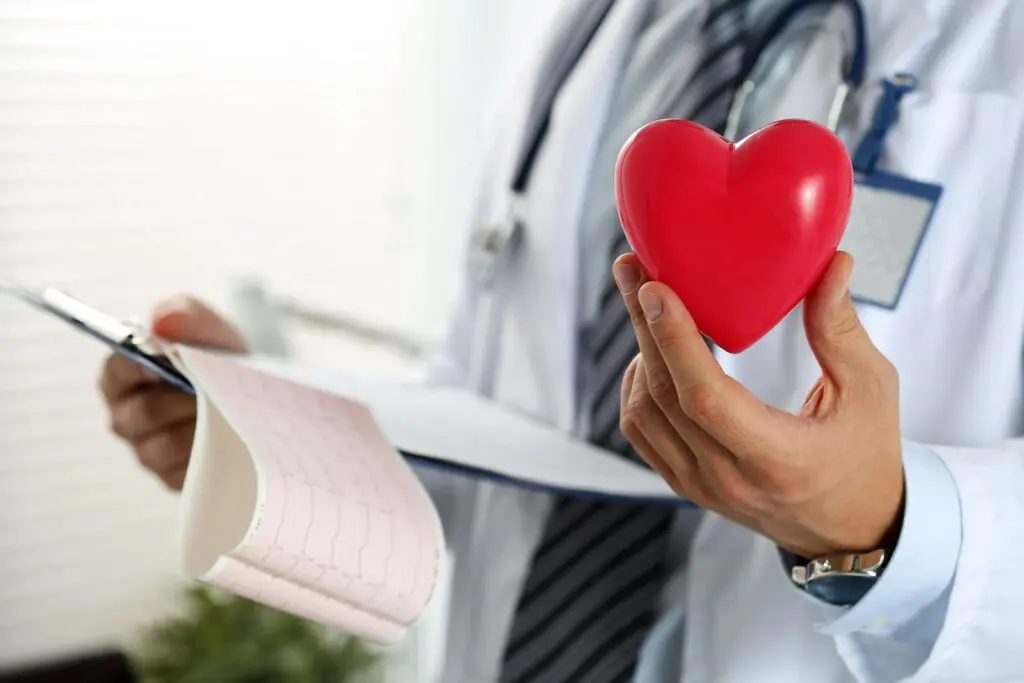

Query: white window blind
0;0;459;670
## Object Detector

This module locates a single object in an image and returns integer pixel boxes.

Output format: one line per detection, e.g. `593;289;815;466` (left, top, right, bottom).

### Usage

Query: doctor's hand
98;296;247;491
614;252;905;559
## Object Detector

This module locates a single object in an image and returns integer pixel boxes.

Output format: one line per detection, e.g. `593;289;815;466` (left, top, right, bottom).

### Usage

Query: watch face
805;573;877;607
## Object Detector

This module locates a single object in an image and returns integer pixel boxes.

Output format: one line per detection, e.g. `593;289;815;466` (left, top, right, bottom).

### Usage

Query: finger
134;420;196;489
613;254;695;426
619;359;686;495
802;252;887;388
613;254;766;459
620;354;640;410
620;422;684;496
162;463;188;492
634;279;789;455
623;363;710;503
99;352;162;403
150;295;248;351
110;386;197;443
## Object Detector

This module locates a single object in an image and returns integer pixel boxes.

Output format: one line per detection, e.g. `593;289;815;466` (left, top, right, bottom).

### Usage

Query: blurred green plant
131;584;384;683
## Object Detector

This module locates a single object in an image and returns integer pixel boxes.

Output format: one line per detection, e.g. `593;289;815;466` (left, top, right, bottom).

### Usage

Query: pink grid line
179;348;442;637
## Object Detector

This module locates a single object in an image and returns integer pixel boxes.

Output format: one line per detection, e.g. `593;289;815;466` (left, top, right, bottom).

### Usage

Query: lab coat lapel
488;0;651;430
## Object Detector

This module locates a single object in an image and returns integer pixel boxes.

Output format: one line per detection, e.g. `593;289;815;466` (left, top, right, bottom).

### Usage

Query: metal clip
826;81;852;133
469;196;525;289
724;79;755;142
123;316;162;355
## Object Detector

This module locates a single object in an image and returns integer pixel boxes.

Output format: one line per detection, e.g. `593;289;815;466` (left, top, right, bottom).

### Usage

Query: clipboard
3;281;690;507
1;281;195;394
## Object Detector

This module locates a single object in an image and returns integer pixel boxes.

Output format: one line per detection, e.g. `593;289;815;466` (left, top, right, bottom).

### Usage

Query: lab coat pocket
848;89;1024;443
876;89;1024;309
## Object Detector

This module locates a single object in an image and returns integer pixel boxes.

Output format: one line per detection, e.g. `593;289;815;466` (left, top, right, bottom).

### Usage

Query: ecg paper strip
177;347;443;644
202;556;405;643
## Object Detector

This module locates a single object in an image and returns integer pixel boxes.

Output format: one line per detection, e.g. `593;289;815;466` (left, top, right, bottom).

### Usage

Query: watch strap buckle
791;548;887;586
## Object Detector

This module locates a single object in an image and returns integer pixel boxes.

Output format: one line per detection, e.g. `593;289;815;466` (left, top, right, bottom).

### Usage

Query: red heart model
614;118;853;354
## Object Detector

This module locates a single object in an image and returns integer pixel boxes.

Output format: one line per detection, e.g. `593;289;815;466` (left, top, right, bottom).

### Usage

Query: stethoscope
725;0;868;140
466;0;871;397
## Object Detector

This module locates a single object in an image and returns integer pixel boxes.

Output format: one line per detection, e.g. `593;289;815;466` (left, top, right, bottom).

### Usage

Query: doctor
99;0;1024;681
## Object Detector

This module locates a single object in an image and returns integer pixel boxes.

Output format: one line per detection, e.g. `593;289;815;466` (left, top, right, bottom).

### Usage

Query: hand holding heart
614;251;905;559
615;118;854;353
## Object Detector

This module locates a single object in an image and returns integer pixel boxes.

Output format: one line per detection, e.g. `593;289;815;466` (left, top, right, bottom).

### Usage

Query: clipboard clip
1;280;194;394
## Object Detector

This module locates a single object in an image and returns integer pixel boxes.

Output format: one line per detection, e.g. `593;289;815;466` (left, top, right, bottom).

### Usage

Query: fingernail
638;287;663;321
613;263;642;294
151;295;195;323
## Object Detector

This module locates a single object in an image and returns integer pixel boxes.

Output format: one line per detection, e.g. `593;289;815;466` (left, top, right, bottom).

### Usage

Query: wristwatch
787;548;889;606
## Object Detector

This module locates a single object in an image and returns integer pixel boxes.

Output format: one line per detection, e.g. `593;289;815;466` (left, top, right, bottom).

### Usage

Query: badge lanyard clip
851;73;918;176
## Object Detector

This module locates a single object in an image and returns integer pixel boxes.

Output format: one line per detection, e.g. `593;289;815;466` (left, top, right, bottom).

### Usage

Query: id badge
842;74;943;309
840;172;942;309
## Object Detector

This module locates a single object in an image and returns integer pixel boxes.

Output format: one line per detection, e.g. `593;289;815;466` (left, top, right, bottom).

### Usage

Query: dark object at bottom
0;650;136;683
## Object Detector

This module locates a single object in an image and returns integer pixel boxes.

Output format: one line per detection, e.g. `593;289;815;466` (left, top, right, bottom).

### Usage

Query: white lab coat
423;0;1024;681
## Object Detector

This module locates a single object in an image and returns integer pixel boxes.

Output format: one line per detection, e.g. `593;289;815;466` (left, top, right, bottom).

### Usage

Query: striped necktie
499;3;749;683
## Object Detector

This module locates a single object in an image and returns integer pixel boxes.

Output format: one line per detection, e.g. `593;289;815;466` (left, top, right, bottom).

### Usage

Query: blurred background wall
0;0;559;677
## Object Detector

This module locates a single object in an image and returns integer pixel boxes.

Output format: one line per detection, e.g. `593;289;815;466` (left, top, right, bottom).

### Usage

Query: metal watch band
790;548;887;606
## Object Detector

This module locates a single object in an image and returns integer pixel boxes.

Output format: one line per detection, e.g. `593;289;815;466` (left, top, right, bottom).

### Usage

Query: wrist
808;442;962;633
778;460;906;559
878;484;906;556
776;467;907;607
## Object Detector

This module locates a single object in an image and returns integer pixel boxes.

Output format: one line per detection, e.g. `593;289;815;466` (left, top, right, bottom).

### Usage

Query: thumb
150;295;248;352
803;252;878;385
